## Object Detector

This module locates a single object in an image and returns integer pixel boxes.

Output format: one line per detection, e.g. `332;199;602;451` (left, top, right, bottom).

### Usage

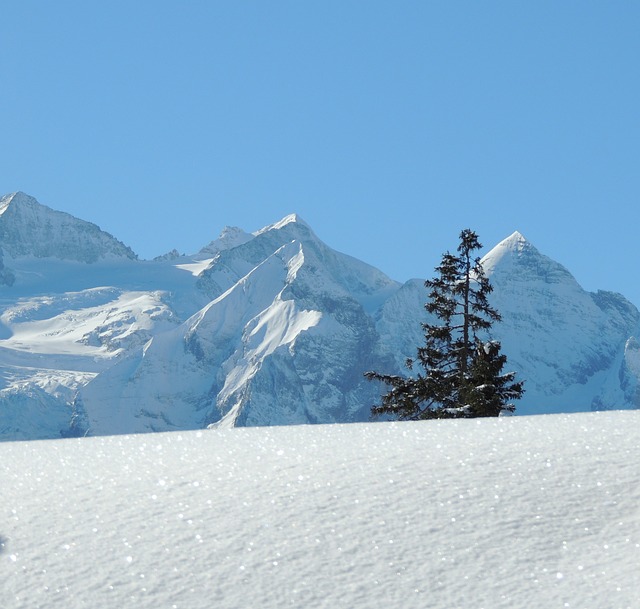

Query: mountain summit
482;230;577;286
0;192;136;262
481;231;640;414
0;193;638;440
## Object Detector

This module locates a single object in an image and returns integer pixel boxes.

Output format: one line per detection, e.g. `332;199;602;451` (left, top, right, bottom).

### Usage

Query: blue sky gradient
1;2;639;305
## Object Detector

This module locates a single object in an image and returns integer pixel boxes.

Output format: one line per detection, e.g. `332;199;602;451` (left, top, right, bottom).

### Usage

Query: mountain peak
0;192;137;263
482;230;578;289
194;225;253;260
481;230;537;273
505;229;526;243
496;230;530;251
0;191;38;215
255;213;311;236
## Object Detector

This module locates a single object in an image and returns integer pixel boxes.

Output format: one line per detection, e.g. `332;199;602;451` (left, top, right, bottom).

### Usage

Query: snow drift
1;411;638;608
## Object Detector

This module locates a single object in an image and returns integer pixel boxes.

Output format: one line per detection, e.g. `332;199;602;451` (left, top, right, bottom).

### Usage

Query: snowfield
2;411;639;609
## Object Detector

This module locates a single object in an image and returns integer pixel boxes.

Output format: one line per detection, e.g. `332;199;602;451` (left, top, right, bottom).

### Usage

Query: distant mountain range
0;192;638;440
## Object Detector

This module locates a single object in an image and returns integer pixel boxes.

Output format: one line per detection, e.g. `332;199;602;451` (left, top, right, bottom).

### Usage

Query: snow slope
1;412;638;608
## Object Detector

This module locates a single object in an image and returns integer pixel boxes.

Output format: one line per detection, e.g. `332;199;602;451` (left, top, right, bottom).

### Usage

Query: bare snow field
1;411;639;609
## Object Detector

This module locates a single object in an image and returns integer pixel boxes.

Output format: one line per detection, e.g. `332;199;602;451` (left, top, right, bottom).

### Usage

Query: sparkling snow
2;411;639;608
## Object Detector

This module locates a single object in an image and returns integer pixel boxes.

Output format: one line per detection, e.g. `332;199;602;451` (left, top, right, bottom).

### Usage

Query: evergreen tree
465;339;524;417
366;229;523;419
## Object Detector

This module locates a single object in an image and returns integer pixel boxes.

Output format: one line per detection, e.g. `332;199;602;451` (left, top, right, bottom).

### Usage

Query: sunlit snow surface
2;412;639;609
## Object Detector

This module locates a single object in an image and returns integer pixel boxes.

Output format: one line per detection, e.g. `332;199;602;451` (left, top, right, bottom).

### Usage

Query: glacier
0;192;638;441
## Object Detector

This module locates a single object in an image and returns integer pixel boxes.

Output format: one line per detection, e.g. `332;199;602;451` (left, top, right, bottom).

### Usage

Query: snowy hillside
2;412;639;608
0;192;639;441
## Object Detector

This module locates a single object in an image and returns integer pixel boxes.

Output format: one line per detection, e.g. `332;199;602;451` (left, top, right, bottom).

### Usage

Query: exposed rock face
0;248;15;286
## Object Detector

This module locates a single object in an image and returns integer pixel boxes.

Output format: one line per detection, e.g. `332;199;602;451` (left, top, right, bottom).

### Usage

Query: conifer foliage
366;229;523;419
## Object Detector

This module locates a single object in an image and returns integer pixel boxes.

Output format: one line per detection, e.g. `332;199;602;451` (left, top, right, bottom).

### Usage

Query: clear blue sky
2;2;639;306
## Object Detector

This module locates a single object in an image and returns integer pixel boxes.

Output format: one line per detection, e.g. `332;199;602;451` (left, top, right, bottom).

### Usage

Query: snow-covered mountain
0;193;638;440
0;192;136;263
482;232;640;414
